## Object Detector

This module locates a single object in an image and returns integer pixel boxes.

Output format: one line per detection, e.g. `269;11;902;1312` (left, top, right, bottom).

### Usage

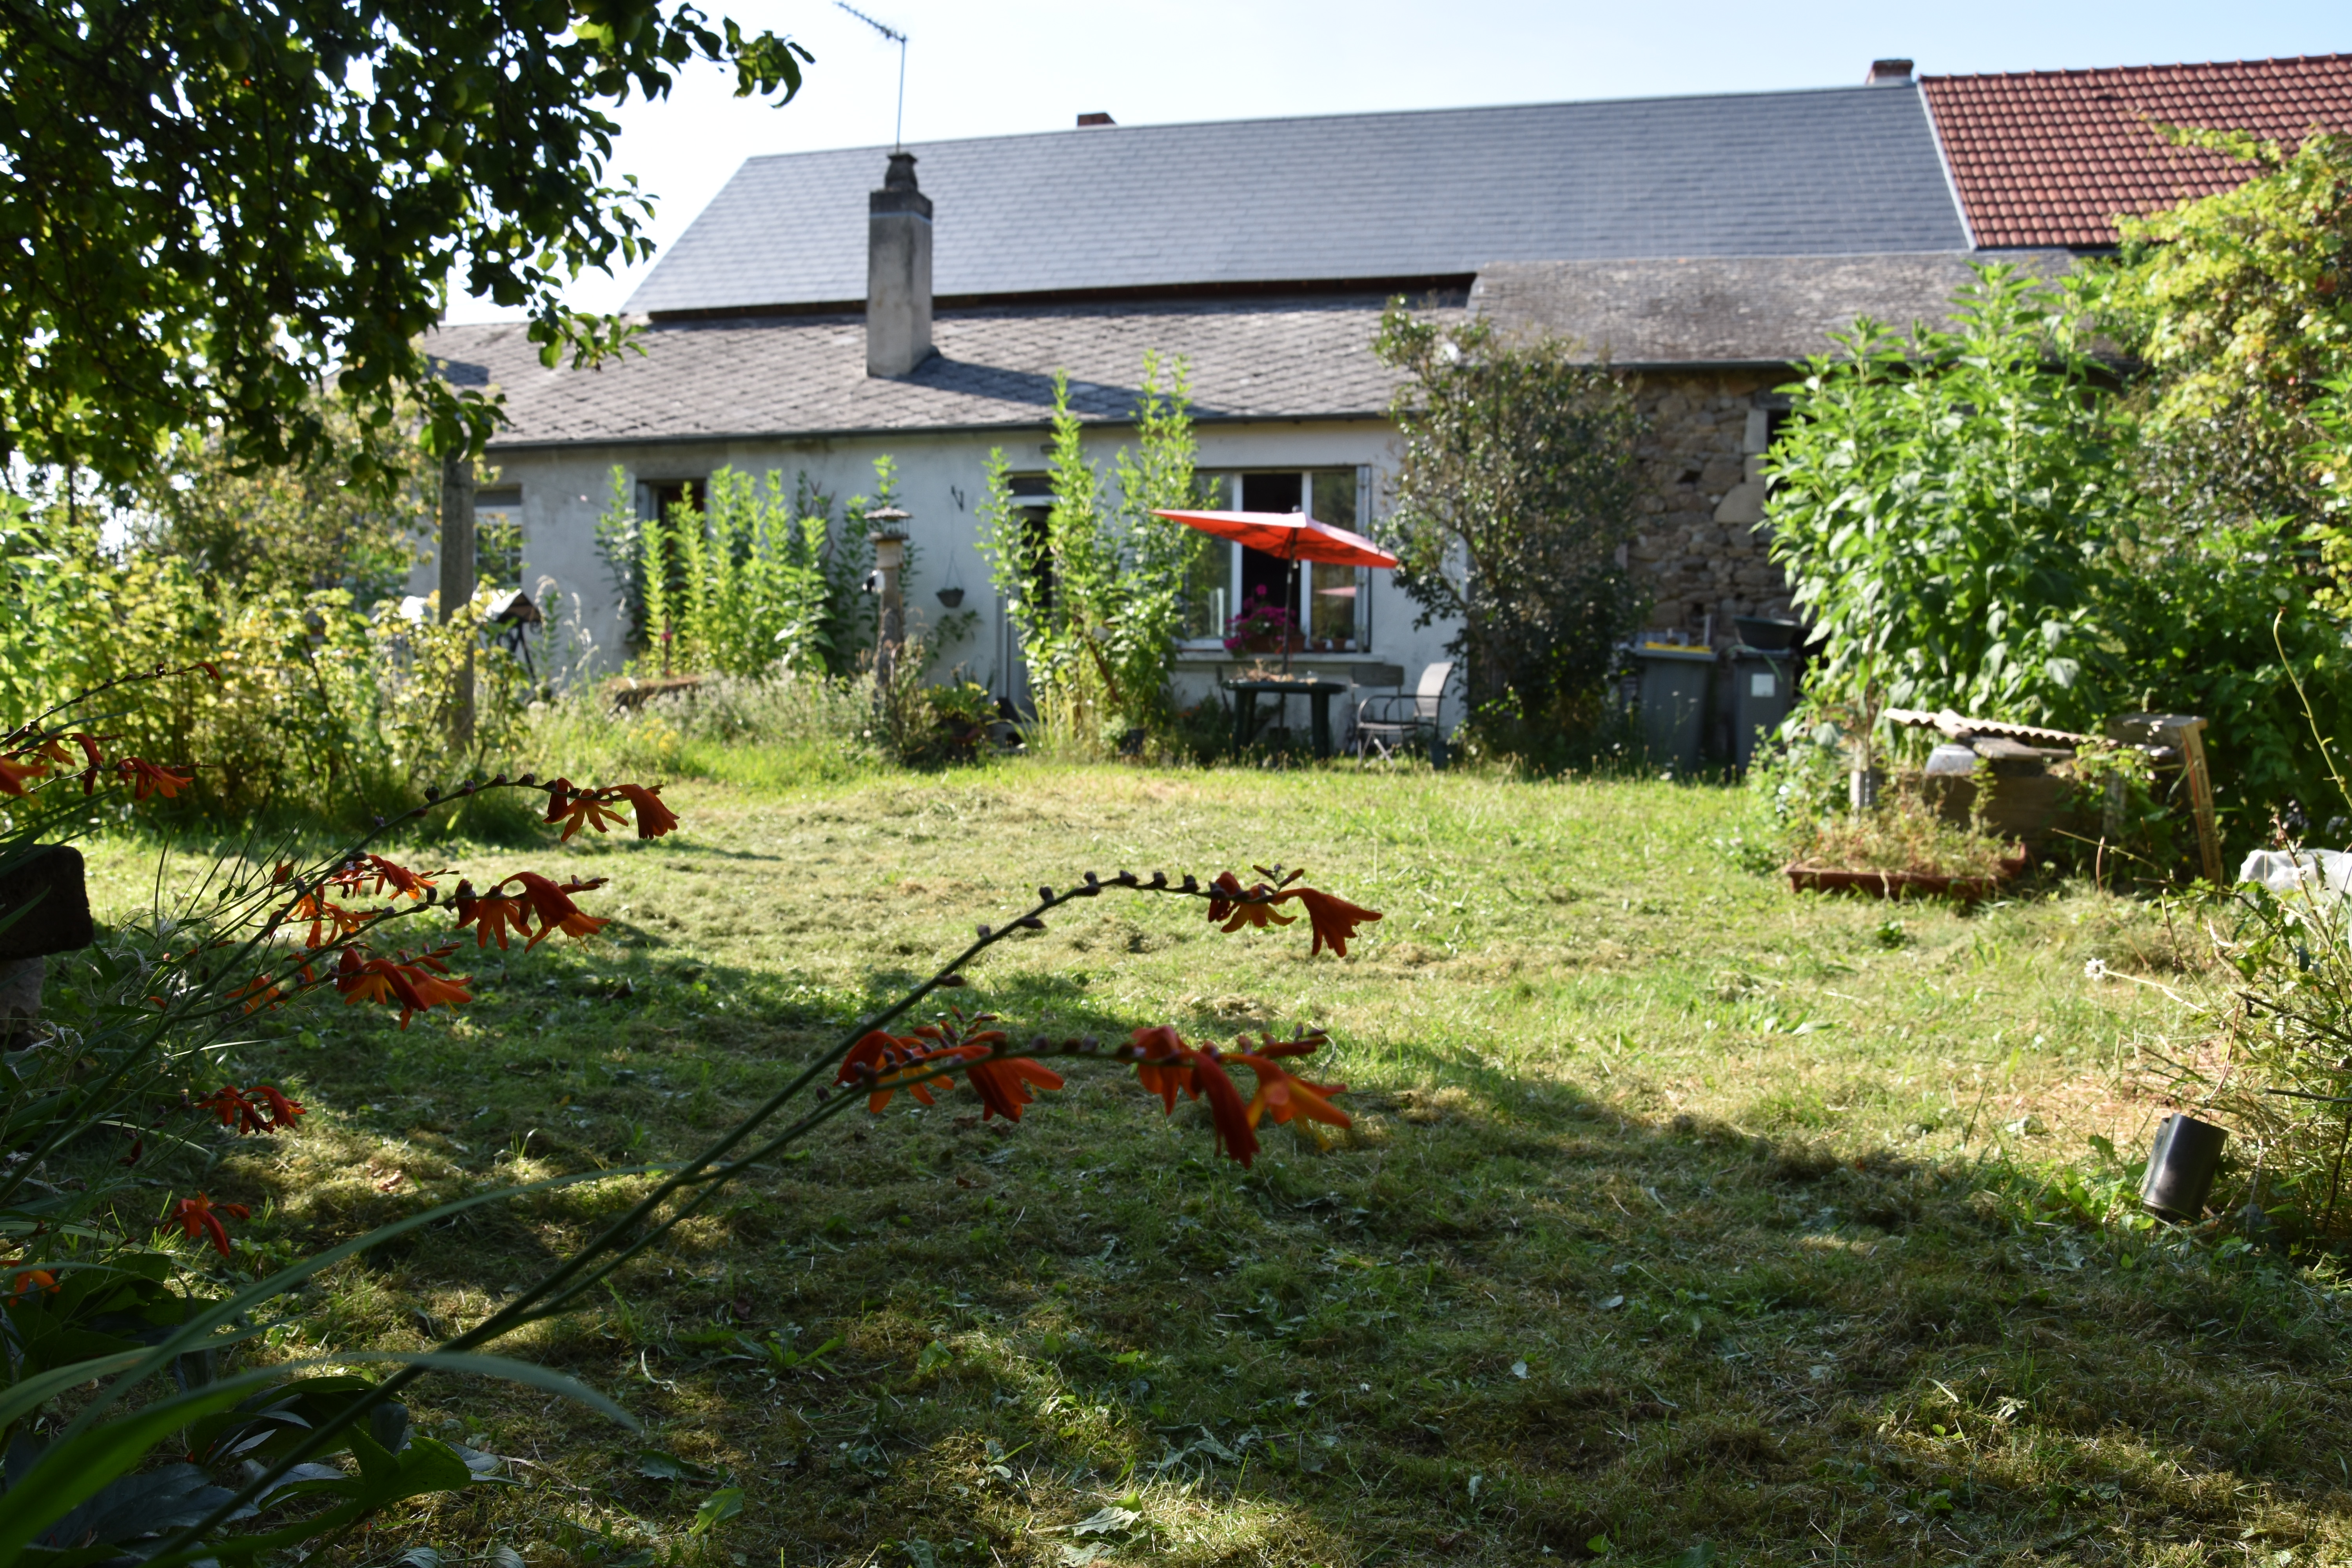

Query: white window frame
1177;467;1375;655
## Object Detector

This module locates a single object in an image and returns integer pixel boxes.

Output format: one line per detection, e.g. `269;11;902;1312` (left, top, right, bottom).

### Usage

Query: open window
1180;467;1373;653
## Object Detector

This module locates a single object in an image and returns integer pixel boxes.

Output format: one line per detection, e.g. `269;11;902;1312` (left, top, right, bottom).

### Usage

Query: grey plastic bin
1633;645;1714;773
1727;647;1793;768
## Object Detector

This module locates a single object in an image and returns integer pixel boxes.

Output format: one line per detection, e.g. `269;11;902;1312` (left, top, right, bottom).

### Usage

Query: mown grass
76;763;2352;1567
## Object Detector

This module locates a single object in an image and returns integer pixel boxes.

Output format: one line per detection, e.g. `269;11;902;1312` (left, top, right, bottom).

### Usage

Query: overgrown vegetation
1374;303;1645;766
979;358;1208;754
594;463;881;679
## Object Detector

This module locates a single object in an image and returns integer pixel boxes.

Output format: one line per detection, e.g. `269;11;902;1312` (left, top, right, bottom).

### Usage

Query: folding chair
1354;661;1453;762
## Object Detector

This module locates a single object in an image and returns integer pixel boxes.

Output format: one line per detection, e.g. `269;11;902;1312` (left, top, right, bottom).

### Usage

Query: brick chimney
866;150;933;379
1076;112;1115;127
1864;58;1914;86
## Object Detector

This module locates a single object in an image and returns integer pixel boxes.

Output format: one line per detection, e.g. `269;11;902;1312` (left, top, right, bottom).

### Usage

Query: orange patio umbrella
1153;509;1399;674
1152;509;1399;569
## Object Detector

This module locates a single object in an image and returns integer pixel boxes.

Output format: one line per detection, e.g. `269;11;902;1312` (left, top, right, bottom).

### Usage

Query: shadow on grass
167;936;2352;1568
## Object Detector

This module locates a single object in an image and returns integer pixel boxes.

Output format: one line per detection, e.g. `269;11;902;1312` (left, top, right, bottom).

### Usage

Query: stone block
0;847;93;959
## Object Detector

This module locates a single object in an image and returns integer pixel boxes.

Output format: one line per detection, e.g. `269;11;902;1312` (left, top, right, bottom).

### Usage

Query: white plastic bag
2239;847;2352;901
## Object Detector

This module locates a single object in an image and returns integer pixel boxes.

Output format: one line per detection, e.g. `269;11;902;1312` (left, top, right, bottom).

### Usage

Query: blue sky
451;0;2347;320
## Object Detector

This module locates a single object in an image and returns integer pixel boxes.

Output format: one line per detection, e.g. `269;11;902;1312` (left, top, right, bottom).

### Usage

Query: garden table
1228;678;1350;759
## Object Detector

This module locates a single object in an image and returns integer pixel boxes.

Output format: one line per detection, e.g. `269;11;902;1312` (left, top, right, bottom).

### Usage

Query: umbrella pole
1283;554;1299;675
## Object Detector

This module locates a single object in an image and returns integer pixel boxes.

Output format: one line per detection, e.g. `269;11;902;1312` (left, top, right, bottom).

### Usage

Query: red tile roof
1920;55;2352;248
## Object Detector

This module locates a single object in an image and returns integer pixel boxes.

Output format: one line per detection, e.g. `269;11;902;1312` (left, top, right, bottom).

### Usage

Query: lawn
78;764;2352;1567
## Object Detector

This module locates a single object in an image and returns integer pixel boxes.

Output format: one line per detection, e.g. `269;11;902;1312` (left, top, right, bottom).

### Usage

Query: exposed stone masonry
1626;371;1792;644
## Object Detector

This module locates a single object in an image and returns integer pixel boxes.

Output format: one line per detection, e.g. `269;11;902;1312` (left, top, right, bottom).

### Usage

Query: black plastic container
1732;615;1802;652
2141;1113;2227;1220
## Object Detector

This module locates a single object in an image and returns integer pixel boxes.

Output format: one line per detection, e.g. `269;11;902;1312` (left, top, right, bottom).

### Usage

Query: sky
449;0;2348;322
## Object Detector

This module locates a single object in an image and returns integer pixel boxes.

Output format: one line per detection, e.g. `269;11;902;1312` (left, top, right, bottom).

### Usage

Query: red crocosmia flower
198;1087;268;1134
336;948;472;1027
70;732;104;794
30;739;73;767
1273;887;1383;958
452;879;532;950
229;973;286;1014
290;889;366;950
544;779;628;841
1234;1050;1351;1132
1189;1047;1260;1167
361;855;435;900
964;1054;1063;1122
171;1193;250;1258
510;872;608;947
7;1269;57;1303
198;661;223;682
118;758;194;800
614;784;679;839
838;1029;952;1112
0;755;45;796
1204;871;1294;935
1129;1025;1198;1112
250;1085;305;1129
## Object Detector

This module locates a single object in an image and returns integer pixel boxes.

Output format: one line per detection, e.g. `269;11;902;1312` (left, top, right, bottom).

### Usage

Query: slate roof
625;85;1969;316
1470;250;2075;365
427;297;1425;450
1920;55;2352;248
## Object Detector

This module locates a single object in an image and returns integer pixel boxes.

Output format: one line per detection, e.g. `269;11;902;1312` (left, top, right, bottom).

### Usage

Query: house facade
424;52;2352;710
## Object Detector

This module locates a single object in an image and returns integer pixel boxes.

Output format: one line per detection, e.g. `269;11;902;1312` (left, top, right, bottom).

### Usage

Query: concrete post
871;526;909;699
439;452;477;750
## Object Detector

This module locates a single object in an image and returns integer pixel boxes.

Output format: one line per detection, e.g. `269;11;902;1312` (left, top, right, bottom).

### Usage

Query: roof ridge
1921;53;2352;85
723;80;1915;165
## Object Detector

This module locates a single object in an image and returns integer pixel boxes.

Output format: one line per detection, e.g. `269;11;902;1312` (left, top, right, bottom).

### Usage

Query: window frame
1176;466;1375;655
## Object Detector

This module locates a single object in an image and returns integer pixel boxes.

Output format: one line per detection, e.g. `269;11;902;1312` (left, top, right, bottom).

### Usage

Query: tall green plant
1766;264;2133;735
978;357;1203;739
596;466;844;678
1372;303;1644;740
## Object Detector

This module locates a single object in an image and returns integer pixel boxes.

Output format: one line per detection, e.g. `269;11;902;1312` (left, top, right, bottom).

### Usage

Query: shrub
1373;302;1645;759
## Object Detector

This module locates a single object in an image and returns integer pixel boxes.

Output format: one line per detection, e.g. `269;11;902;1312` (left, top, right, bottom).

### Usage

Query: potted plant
1223;587;1302;655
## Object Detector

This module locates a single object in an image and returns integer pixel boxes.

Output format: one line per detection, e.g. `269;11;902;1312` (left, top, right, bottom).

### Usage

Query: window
475;485;524;591
1181;468;1373;652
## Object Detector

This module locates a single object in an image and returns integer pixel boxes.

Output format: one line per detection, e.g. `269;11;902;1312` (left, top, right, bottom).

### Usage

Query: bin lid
1632;643;1715;662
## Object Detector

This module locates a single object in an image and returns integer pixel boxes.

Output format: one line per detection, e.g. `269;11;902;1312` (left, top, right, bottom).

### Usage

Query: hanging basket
936;587;965;608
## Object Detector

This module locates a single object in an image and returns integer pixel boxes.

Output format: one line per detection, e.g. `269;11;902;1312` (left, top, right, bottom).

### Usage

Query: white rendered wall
421;417;1463;719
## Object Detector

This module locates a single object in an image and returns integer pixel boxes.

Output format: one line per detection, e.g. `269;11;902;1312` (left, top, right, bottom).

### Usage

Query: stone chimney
1864;58;1914;86
866;151;933;379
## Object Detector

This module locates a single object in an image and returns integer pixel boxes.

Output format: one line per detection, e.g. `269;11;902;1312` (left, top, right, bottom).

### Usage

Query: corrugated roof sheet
428;297;1423;449
625;86;1968;315
1920;54;2352;248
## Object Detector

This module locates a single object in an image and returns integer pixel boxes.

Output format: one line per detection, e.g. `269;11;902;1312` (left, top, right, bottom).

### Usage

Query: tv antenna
835;2;909;150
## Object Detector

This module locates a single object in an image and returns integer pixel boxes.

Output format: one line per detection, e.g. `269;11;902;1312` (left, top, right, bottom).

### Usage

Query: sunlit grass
74;762;2352;1566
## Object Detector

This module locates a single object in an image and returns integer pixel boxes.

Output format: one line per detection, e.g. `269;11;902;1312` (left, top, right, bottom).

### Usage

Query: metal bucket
2140;1113;2227;1220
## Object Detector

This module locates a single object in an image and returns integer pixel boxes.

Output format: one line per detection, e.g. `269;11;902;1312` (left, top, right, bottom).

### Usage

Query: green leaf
688;1486;744;1537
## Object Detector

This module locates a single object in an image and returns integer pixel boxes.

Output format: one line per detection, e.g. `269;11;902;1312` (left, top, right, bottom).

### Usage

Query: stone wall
1624;370;1794;644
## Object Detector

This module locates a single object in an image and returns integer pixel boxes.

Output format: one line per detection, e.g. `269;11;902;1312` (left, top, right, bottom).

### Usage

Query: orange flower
453;879;533;949
229;973;286;1013
289;888;366;949
198;1086;269;1134
510;872;608;947
170;1192;249;1258
614;784;679;839
7;1269;57;1303
1273;887;1383;958
964;1055;1063;1122
334;947;473;1027
203;1083;306;1132
250;1084;305;1128
117;758;194;800
1129;1024;1198;1112
543;779;628;841
0;754;45;796
1204;871;1294;934
360;855;436;900
1190;1047;1259;1166
838;1029;955;1112
1233;1049;1351;1131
